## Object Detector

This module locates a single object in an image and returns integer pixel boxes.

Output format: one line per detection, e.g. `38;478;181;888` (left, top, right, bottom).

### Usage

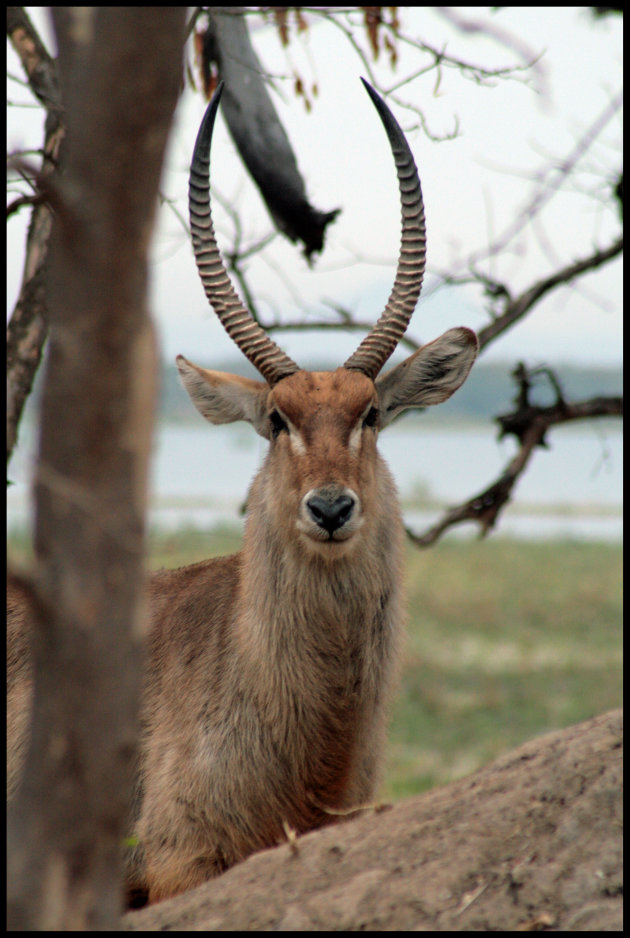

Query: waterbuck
7;80;477;903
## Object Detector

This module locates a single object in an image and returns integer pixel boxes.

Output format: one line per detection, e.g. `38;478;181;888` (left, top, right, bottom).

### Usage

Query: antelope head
177;80;478;556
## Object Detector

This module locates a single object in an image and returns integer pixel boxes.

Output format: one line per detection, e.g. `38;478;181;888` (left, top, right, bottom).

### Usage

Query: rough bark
6;6;63;466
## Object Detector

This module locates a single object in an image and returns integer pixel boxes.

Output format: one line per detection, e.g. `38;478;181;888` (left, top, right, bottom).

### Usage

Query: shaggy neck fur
232;454;405;820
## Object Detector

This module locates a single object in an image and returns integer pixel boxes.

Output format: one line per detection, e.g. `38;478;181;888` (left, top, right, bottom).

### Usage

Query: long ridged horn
189;82;300;386
343;79;427;379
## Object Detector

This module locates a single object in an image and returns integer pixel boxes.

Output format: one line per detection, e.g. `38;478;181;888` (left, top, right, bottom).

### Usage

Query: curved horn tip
359;77;393;115
344;82;427;378
359;76;378;99
194;80;225;153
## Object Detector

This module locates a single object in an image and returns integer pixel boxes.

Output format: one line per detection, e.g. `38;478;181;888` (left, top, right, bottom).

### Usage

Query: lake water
7;419;622;542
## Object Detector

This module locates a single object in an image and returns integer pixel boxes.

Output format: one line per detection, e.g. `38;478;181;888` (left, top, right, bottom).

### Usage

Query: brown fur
7;331;477;903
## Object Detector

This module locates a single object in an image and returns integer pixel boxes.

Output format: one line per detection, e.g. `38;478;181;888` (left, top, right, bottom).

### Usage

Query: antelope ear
376;327;478;428
176;356;271;439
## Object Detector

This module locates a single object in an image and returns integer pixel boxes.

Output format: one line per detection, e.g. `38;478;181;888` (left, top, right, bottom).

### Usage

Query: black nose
307;493;355;535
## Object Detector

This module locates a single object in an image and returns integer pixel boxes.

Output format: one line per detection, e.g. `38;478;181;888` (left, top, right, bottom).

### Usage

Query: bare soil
124;709;622;931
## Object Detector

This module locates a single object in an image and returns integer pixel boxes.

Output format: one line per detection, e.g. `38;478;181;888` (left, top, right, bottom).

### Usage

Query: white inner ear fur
376;327;478;427
176;355;271;438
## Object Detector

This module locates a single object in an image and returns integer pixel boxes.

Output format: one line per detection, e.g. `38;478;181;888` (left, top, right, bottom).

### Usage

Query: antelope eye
269;410;288;438
363;406;379;429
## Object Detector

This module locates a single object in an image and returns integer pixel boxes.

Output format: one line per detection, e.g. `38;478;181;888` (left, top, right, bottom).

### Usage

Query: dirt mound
124;709;622;931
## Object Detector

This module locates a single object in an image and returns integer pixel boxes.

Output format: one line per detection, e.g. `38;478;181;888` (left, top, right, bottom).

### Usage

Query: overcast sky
7;8;623;370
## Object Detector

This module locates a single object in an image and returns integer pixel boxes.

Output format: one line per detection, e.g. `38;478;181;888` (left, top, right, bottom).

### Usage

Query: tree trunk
7;7;186;929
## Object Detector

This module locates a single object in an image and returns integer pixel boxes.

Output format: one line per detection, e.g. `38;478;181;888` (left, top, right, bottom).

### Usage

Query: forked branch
406;364;622;547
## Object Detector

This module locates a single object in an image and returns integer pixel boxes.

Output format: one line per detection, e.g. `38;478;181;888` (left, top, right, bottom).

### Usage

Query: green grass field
387;537;622;799
8;527;622;802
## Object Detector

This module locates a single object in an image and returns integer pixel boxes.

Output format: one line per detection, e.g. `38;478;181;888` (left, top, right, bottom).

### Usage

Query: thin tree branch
7;7;61;112
7;7;64;468
209;190;622;367
6;189;47;219
432;6;548;92
305;7;541;141
476;234;623;352
465;90;623;270
406;364;623;547
259;307;421;353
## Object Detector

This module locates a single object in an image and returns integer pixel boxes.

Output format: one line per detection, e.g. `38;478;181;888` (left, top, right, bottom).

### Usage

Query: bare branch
6;189;47;219
259;306;421;354
433;7;548;93
217;201;621;364
406;364;623;547
466;90;623;270
7;7;61;112
476;234;623;353
205;216;425;353
7;8;64;467
309;7;541;141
